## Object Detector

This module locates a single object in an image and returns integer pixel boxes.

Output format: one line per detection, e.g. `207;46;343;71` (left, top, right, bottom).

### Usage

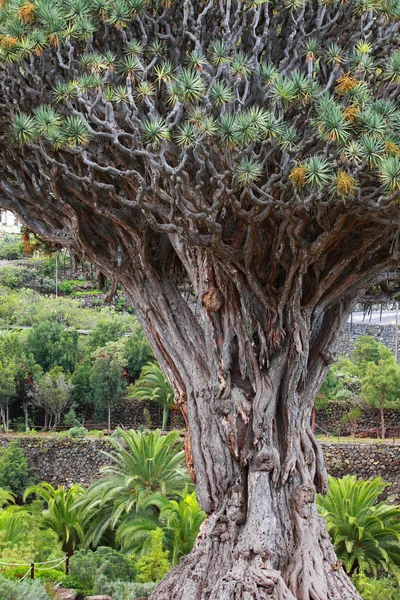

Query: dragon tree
1;0;400;597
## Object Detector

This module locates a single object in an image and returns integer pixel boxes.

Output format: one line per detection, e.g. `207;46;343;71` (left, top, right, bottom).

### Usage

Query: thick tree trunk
150;369;360;600
381;405;385;441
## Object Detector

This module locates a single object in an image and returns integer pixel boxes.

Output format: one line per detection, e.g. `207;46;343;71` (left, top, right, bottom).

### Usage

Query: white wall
0;210;21;234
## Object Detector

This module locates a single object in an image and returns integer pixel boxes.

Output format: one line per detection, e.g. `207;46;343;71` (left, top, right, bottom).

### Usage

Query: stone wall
0;436;398;501
111;399;186;430
316;402;400;436
0;437;114;487
339;322;399;359
323;442;400;500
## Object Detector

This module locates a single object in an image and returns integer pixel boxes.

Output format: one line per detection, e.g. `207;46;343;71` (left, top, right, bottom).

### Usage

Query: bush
35;569;66;584
57;574;85;590
70;547;136;590
88;429;105;437
135;529;171;583
0;236;24;260
67;426;89;438
59;280;74;295
0;441;32;497
0;265;24;288
0;575;50;600
63;408;81;428
93;574;156;600
354;575;400;600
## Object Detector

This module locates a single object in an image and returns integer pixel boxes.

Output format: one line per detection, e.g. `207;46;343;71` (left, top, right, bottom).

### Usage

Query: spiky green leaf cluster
1;0;400;198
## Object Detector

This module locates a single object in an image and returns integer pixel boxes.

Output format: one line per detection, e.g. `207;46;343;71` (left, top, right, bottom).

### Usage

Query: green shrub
0;441;33;497
135;529;171;583
354;575;400;600
35;569;66;584
59;281;74;295
67;426;89;438
93;574;156;600
57;574;85;590
0;265;24;288
317;476;400;578
70;547;136;590
0;237;24;260
88;429;105;437
63;408;81;428
0;574;50;600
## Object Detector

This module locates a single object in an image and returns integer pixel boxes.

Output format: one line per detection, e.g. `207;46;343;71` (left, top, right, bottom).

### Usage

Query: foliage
317;476;400;578
67;426;89;438
0;499;62;565
315;368;340;411
70;359;95;420
23;482;85;555
0;575;50;600
353;574;400;600
352;336;393;376
0;235;24;260
69;547;136;590
78;429;189;548
361;356;400;438
0;286;137;330
135;528;171;583
63;407;81;427
0;265;24;288
92;575;156;600
0;441;32;497
129;362;175;430
123;324;153;380
0;336;18;430
316;336;399;416
26;321;79;373
87;318;128;351
117;490;205;565
342;407;362;436
90;349;127;425
31;367;73;428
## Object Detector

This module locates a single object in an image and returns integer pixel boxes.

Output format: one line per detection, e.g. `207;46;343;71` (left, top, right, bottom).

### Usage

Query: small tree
352;336;393;377
23;482;85;555
361;358;400;440
0;359;17;432
31;367;73;429
342;407;362;438
90;351;127;431
70;359;95;421
129;362;176;430
313;368;339;432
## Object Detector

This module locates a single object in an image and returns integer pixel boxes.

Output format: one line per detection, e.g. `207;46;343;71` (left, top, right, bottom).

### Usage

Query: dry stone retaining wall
0;437;399;500
316;402;400;436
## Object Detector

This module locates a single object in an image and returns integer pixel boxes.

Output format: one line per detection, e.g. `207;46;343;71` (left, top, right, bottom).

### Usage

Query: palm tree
0;488;15;508
77;429;190;548
0;506;26;546
116;490;205;565
23;482;85;555
317;475;400;578
129;363;176;430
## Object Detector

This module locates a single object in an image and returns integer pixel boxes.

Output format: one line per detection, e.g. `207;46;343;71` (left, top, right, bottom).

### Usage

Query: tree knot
293;483;316;518
253;448;275;472
202;288;223;312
